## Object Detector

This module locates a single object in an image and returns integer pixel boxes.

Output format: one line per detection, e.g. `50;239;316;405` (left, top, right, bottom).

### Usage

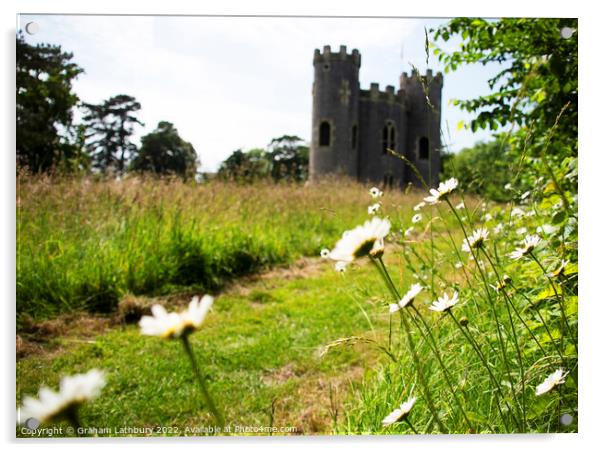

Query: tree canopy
130;121;199;179
432;18;577;158
16;34;84;172
82;95;144;174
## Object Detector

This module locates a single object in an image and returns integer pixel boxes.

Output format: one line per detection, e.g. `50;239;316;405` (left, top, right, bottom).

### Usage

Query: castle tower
399;69;443;187
309;45;361;180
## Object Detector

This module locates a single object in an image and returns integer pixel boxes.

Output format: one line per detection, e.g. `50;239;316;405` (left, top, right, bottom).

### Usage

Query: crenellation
310;45;442;187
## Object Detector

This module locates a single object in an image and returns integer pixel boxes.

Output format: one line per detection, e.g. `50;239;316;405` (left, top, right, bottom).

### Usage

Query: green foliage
16;34;85;172
443;139;515;201
218;135;309;183
82;95;144;174
267;135;309;182
129;121;199;179
433;18;577;159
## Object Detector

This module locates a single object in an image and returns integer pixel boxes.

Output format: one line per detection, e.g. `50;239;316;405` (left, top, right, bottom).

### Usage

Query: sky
18;14;502;172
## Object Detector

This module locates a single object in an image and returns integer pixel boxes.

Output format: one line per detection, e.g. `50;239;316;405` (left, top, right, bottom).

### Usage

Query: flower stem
448;311;515;432
405;418;419;434
445;198;522;429
408;305;473;430
181;335;225;431
529;251;577;351
371;257;447;433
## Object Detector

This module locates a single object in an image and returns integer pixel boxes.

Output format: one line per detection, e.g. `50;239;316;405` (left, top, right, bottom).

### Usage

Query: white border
3;1;600;451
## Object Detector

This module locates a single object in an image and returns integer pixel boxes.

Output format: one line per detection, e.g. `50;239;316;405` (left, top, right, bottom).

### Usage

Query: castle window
382;121;396;154
351;124;358;149
419;137;430;160
319;121;331;146
323;63;330;72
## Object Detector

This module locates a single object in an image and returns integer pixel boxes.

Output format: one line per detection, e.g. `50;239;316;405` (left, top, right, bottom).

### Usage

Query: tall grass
17;174;426;323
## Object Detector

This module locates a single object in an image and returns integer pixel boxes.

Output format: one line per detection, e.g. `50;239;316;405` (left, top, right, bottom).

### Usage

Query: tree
129;121;199;178
82;95;143;174
432;18;577;157
443;139;516;202
267;135;309;182
217;148;271;182
16;34;85;172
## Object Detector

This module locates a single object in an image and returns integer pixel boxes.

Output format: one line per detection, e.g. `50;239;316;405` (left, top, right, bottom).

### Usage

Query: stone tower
399;69;443;187
309;45;443;189
309;45;361;179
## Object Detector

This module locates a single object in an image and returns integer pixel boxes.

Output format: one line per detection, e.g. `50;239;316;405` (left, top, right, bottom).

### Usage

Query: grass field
16;176;578;435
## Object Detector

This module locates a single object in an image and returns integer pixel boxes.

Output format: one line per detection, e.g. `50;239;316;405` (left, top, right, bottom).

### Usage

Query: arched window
419;137;430;160
382;121;396;154
351;124;358;149
319;121;331;146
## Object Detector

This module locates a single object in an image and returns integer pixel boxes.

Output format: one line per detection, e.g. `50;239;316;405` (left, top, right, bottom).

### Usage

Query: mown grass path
17;257;390;436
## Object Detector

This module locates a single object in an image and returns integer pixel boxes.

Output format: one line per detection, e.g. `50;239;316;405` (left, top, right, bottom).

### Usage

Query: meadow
16;174;578;435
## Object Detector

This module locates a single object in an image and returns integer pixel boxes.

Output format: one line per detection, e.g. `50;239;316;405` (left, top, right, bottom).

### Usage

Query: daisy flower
424;178;459;204
536;224;559;236
320;248;330;259
549;259;569;278
19;369;106;424
429;292;459;313
483;213;493;222
413;201;426;211
504;182;513;191
461;228;489;253
368;202;381;215
335;261;348;273
510;207;526;218
456;202;465;210
139;295;213;339
535;368;568;396
370;187;383;198
493;223;504;234
328;217;391;263
382;397;417;426
516;227;527;236
398;284;423;308
509;234;542;260
404;226;414;237
411;213;422;224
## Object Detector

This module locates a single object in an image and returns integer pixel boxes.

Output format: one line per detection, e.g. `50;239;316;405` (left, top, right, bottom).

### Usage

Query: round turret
309;45;361;180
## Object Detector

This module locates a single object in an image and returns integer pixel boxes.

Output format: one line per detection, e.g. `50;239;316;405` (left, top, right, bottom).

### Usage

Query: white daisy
483;213;493;222
493;223;504;234
456;202;465;210
370;187;383;198
411;213;422;224
429;292;459;313
461;228;489;253
328;217;391;263
320;248;330;259
521;190;531;200
368;202;381;215
510;207;526;218
382;397;417;426
404;226;415;237
454;262;463;269
509;234;542;260
139;295;214;339
389;303;400;314
535;368;568;396
335;261;348;273
413;201;426;211
19;369;106;424
398;284;423;308
516;227;527;236
536;224;559;236
424;178;459;204
504;182;513;191
549;259;569;278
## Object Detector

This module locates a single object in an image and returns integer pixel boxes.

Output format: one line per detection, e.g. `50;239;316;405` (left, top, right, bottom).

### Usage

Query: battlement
400;68;444;89
313;45;361;67
359;82;406;105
